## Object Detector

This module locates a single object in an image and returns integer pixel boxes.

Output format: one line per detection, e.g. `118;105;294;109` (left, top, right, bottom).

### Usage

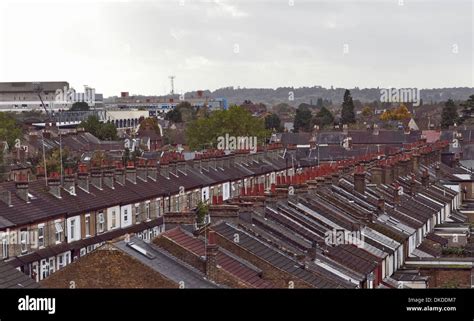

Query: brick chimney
177;154;186;173
48;172;61;198
63;168;76;195
114;162;125;186
137;159;148;182
15;173;29;202
412;153;420;172
147;160;157;181
377;197;385;213
90;167;103;190
371;166;383;186
160;158;170;178
354;166;366;194
126;161;137;184
103;166;115;189
421;169;430;187
393;183;401;204
0;189;11;207
77;164;90;193
206;230;219;282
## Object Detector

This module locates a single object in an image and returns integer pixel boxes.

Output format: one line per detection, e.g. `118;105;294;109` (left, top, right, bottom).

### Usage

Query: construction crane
33;82;64;185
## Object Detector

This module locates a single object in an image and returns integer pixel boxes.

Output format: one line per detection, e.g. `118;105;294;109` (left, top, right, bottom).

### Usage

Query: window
124;209;129;223
111;210;117;229
55;221;63;243
70;219;75;240
97;212;105;233
20;229;28;254
85;215;91;237
57;255;64;269
156;199;161;217
49;257;55;274
1;237;8;259
135;204;140;222
38;225;44;248
145;202;150;220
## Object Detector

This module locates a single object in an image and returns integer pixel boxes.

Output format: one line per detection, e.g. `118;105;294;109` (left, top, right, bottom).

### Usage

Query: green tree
0;112;22;149
185;105;270;150
441;99;458;128
265;113;283;131
195;201;209;226
293;105;312;132
460;94;474;121
176;101;196;122
80;116;118;140
70;102;90;111
316;97;324;108
165;108;182;123
341;89;356;124
313;107;334;128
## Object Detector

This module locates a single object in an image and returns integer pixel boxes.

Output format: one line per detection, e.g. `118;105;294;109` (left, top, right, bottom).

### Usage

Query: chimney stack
103;166;115;189
90;167;103;190
63;168;76;195
371;166;383;186
147;160;157;181
114;162;125;186
377;197;385;213
48;172;61;198
393;183;401;204
126;161;137;184
354;166;366;194
206;230;219;282
137;159;148;182
77;164;90;193
0;189;11;207
15;173;29;202
160;158;170;179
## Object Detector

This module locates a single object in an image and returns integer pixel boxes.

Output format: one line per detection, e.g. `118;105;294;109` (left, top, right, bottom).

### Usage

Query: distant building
0;82;103;111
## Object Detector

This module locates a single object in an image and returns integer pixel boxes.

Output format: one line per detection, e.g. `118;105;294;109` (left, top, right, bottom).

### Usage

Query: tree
361;106;373;117
0;112;22;149
316;97;324;108
176;101;196;122
441;99;458;128
313;107;334;128
186;105;270;150
460;95;474;121
265;113;283;131
293;105;312;132
195;201;209;226
165;108;182;123
70;102;90;111
380;104;411;121
80;116;118;140
341;89;356;124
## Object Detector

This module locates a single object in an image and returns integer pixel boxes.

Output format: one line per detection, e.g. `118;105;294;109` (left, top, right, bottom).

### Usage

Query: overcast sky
0;0;472;96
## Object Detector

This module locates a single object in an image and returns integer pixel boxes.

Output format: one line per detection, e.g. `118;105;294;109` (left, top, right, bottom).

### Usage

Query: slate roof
0;260;39;288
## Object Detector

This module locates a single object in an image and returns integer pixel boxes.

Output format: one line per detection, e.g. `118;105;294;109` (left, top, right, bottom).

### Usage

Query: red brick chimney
206;230;219;282
15;172;29;202
48;172;61;198
77;164;90;193
354;166;366;194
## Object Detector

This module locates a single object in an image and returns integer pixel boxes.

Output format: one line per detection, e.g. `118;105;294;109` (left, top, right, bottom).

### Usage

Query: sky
0;0;472;97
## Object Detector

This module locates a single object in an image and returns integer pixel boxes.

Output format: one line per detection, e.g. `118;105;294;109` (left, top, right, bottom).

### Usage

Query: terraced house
0;144;295;282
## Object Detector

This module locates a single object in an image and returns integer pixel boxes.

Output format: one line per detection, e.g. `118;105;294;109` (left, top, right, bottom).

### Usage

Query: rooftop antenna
169;76;175;95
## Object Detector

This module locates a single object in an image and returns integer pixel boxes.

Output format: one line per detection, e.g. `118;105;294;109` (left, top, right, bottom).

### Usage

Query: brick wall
153;236;206;273
420;268;472;288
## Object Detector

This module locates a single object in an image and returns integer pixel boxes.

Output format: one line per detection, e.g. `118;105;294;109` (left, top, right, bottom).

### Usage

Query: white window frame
145;201;150;220
70;219;76;240
20;229;28;254
1;237;8;259
98;212;105;233
54;220;63;244
85;214;91;237
37;224;45;248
